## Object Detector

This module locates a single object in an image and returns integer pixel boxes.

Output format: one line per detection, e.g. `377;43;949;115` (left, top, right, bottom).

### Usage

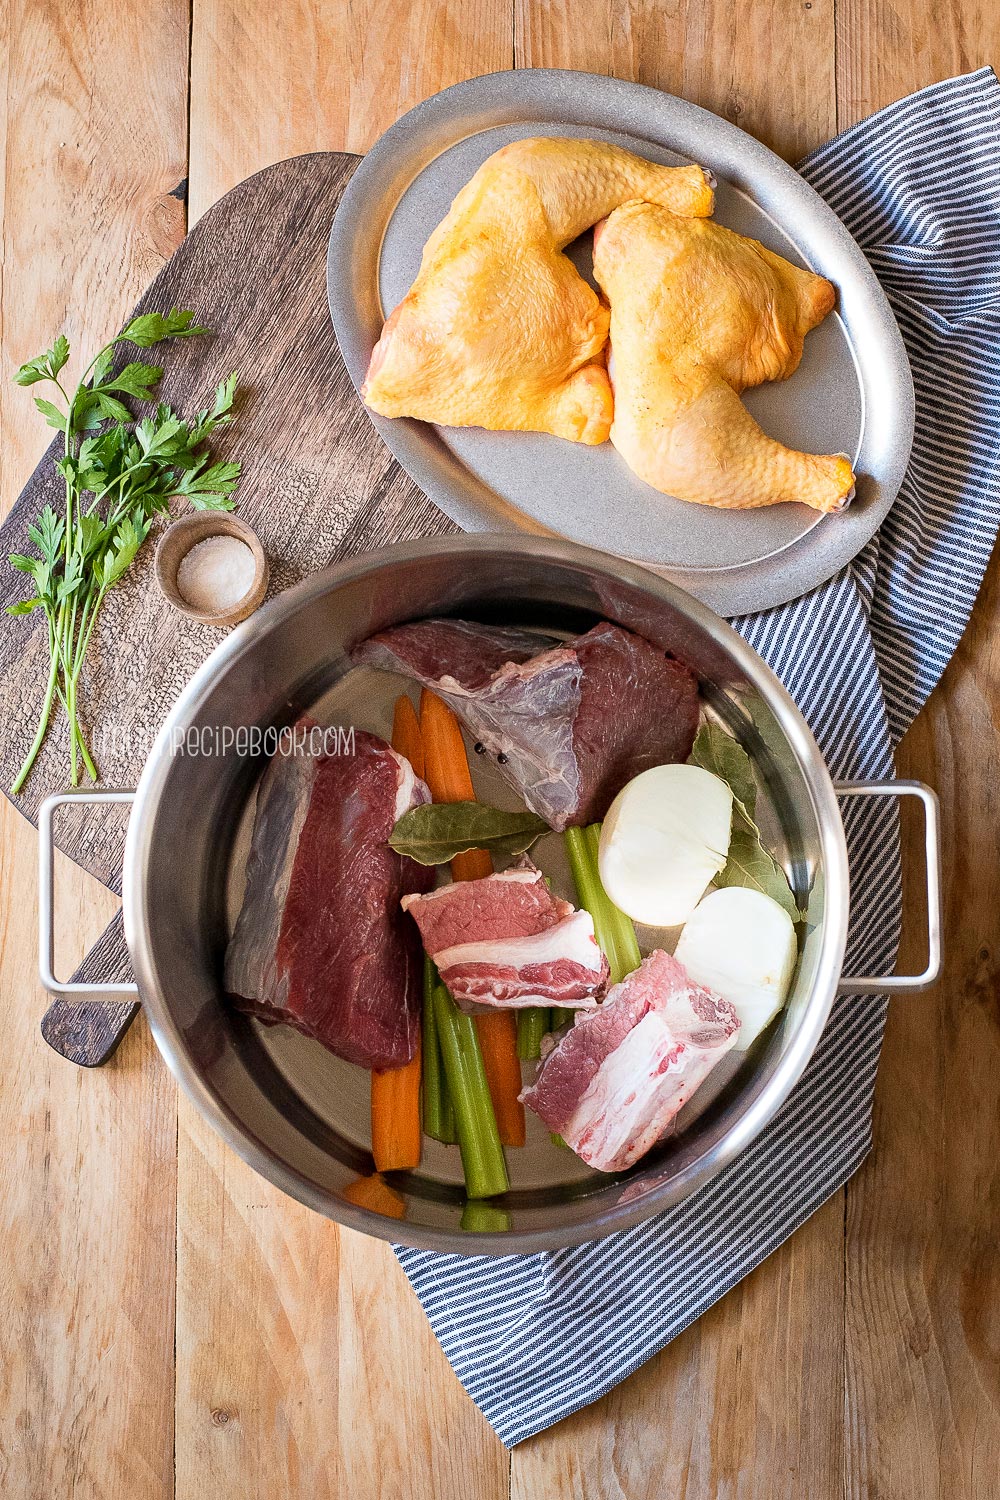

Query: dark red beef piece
354;618;699;830
570;622;700;825
225;725;433;1068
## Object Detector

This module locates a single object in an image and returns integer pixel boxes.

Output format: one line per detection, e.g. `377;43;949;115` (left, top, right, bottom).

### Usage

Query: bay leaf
714;821;804;920
690;720;804;919
690;721;758;822
389;800;550;866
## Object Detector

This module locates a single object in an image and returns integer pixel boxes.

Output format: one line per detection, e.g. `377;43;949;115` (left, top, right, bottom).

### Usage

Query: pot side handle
834;779;942;994
38;790;139;1001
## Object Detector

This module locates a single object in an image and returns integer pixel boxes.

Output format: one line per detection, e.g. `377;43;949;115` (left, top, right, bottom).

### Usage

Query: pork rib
521;949;739;1170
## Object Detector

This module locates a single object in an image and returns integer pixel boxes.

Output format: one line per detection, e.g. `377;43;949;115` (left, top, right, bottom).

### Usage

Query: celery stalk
461;1201;512;1233
433;984;509;1199
584;823;642;978
421;958;456;1143
516;1006;548;1059
566;822;641;985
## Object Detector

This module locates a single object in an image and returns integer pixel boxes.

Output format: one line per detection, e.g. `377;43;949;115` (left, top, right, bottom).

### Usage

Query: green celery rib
516;1006;548;1060
565;822;641;986
565;823;622;977
432;984;509;1199
584;823;642;979
421;957;456;1144
549;1007;575;1031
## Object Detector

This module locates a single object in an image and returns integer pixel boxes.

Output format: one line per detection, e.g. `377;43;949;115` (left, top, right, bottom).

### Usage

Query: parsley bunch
8;309;242;792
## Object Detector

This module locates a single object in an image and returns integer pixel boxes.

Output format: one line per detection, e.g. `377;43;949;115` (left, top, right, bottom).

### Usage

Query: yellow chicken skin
362;138;714;445
592;202;856;510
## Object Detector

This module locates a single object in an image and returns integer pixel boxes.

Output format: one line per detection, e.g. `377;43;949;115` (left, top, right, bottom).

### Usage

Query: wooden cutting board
0;152;457;1061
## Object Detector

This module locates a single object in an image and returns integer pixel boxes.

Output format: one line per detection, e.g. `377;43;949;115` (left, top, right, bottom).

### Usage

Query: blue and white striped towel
396;69;1000;1446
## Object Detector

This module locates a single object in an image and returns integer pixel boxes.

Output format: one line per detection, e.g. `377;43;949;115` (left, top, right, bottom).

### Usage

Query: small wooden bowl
155;513;269;627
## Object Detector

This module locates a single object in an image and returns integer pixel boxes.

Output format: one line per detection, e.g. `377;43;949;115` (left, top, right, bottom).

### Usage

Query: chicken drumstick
592;201;856;511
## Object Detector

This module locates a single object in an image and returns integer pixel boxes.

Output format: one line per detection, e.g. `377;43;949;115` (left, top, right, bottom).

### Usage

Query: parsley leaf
7;309;241;793
120;308;209;348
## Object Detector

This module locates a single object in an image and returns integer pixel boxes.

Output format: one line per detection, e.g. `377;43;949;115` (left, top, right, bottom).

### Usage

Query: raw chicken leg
592;201;856;511
362;138;714;445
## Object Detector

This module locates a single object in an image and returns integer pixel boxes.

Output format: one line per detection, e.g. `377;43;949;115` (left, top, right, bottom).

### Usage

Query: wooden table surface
2;4;999;1497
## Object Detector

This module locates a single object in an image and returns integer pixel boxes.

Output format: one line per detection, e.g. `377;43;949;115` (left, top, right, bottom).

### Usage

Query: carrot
419;688;475;803
419;689;492;880
371;1046;422;1172
474;1011;527;1146
391;693;425;780
343;1174;406;1220
419;689;526;1147
369;695;425;1173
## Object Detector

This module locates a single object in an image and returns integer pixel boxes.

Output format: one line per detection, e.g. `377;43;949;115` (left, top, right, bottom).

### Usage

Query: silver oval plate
328;70;914;615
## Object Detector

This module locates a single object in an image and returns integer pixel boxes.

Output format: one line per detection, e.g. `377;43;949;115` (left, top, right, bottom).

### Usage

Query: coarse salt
177;535;256;613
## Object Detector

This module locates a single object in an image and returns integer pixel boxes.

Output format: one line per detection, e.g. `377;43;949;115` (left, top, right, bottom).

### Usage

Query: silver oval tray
327;70;914;615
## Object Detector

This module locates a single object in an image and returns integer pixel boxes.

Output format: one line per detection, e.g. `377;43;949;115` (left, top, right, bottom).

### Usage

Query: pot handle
38;790;139;1000
834;779;942;994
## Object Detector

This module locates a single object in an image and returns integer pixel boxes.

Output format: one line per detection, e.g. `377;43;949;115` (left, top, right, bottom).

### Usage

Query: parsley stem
67;674;78;785
10;648;59;795
73;588;106;678
87;457;150;514
54;676;98;784
69;681;98;782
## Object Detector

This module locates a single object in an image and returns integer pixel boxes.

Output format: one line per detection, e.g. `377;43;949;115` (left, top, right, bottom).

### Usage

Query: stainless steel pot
38;536;941;1253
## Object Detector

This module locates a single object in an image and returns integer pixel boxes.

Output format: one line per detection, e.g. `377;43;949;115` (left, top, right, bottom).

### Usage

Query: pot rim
124;533;850;1254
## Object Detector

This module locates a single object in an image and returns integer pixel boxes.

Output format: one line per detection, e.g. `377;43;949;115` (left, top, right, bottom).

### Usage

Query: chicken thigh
362;138;714;445
592;202;856;510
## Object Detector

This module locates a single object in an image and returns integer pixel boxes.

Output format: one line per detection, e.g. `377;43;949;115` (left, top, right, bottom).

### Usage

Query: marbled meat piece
402;858;608;1011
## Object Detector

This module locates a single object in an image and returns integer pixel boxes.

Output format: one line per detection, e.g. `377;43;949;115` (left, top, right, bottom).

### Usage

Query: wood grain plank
335;1228;509;1500
836;0;998;123
176;1107;510;1500
174;1107;348;1497
188;0;513;220
509;3;844;1494
177;5;511;1497
514;0;836;161
836;14;1000;1499
0;3;188;1497
511;1196;846;1499
850;663;1000;1500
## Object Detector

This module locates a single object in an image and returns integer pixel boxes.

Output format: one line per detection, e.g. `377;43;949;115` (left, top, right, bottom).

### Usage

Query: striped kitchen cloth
396;68;1000;1446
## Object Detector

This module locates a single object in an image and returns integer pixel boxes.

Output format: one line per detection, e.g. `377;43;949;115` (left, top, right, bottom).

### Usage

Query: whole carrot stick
419;690;526;1147
370;695;425;1173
